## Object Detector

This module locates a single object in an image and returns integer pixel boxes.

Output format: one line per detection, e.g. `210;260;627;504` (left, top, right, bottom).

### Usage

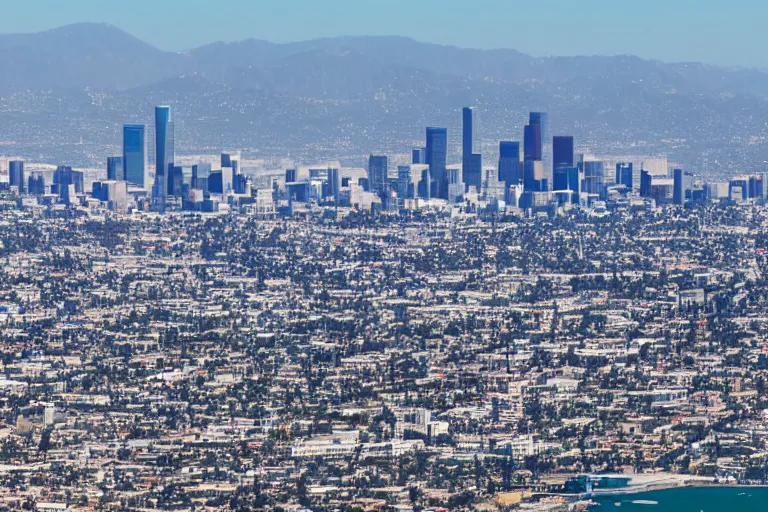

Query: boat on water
630;500;659;505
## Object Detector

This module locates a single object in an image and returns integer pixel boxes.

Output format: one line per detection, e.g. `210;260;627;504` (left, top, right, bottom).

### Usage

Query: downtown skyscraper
123;124;148;188
368;155;388;199
524;112;551;190
553;136;574;170
522;112;550;193
582;160;605;197
462;107;482;193
107;156;124;181
616;163;633;190
552;135;576;202
523;123;541;162
9;161;24;192
498;141;521;186
155;105;175;198
426;127;447;199
673;168;684;205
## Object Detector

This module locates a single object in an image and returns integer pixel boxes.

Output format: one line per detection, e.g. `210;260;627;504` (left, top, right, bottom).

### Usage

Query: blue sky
1;0;766;67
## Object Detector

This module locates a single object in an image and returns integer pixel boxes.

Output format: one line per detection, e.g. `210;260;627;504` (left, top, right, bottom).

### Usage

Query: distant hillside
2;23;768;175
3;23;768;97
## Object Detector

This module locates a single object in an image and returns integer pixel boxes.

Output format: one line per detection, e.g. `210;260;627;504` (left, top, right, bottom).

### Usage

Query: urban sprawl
0;106;768;511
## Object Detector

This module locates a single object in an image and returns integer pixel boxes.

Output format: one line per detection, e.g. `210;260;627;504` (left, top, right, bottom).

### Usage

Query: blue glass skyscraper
107;156;123;181
53;165;83;205
582;161;605;197
528;112;551;190
462;107;482;193
729;178;749;200
28;173;45;195
498;141;520;185
523;160;546;192
553;136;574;170
426;127;447;199
168;165;184;197
9;161;24;191
462;107;474;163
193;163;212;191
464;154;482;193
123;124;147;187
523;124;542;162
221;152;240;177
326;168;340;205
673;168;684;205
640;169;652;197
553;167;580;204
368;155;388;198
155;106;175;197
523;115;549;194
616;163;633;190
418;168;431;200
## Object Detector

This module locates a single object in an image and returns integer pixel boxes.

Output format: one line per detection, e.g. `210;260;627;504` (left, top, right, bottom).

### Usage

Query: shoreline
592;480;768;497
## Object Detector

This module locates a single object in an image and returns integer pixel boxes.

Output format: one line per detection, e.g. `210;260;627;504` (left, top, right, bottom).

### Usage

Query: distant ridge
1;23;768;97
2;23;768;175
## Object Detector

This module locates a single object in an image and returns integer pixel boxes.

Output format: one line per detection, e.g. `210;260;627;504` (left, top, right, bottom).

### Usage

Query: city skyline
4;97;764;215
3;5;768;510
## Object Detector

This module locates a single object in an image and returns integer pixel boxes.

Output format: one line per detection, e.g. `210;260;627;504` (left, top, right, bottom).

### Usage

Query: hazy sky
1;0;766;67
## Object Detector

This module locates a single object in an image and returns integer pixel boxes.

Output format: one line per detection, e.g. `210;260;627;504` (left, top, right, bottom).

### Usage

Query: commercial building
498;141;521;186
462;107;482;194
123;124;149;188
426;127;447;199
9;160;24;191
155;106;175;198
107;156;123;181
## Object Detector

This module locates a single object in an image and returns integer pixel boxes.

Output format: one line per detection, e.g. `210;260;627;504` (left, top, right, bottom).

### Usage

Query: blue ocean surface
594;486;768;511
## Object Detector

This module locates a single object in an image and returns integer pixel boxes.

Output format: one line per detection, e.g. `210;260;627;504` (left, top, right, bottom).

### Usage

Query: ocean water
593;486;768;512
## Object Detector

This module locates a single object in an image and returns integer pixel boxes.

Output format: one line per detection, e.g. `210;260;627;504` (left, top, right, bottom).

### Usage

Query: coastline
591;478;768;497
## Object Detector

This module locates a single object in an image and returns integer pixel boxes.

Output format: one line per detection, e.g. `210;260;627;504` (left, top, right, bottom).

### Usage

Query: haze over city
1;2;768;512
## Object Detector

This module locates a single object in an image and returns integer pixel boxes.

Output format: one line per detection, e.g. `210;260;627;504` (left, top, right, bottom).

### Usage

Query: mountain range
1;22;768;175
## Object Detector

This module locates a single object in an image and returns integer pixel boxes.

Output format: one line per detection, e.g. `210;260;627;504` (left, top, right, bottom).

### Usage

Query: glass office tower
582;160;605;196
640;169;652;197
553;136;574;169
107;156;124;181
9;161;24;191
368;155;388;198
426;127;447;199
155;106;175;197
53;166;83;205
523;123;542;161
673;168;684;205
528;112;551;189
554;167;580;204
462;107;482;193
462;107;474;163
616;163;633;190
123;124;148;187
498;141;521;186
